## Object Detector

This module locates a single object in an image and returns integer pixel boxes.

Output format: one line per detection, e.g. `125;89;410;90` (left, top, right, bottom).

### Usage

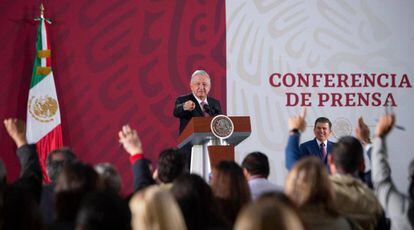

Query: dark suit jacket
173;93;222;134
285;135;334;170
132;158;155;192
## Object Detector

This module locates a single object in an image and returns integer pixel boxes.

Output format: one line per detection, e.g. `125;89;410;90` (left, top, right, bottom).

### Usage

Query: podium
177;116;251;180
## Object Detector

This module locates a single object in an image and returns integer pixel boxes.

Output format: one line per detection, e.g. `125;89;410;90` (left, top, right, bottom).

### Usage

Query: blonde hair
284;157;338;216
129;185;187;230
235;197;304;230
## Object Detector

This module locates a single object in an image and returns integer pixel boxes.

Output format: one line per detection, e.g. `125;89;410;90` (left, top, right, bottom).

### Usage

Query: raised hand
375;114;395;138
4;118;27;148
118;124;142;155
355;117;371;145
288;107;307;133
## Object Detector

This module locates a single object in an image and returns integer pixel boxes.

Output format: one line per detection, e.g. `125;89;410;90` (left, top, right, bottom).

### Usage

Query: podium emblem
210;115;234;139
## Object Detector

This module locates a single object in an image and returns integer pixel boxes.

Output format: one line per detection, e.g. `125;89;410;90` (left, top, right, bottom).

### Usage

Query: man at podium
173;70;222;169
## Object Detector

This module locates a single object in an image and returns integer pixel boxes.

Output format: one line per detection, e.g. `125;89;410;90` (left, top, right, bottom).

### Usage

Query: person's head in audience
54;162;100;223
171;173;228;230
76;191;131;230
156;148;185;184
234;195;305;230
241;151;270;180
46;147;77;183
211;161;251;225
94;163;122;194
1;181;43;230
129;185;186;230
285;157;338;216
257;191;298;211
313;117;332;142
328;136;364;174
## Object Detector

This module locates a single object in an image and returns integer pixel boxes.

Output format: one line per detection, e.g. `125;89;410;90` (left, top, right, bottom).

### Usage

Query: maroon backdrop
0;0;226;194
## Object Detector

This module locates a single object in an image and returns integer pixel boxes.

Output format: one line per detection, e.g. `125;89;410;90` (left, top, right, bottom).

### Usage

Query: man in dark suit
173;70;222;169
173;70;222;134
285;109;334;170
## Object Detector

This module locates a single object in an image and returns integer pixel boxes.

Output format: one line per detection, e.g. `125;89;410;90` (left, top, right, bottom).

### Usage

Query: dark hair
314;117;332;129
332;136;363;173
157;148;185;183
54;162;100;222
46;147;77;183
211;161;251;225
76;191;131;230
241;151;270;178
2;183;43;230
171;174;228;230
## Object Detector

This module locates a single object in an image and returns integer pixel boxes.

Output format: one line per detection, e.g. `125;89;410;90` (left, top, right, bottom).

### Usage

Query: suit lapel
327;141;333;154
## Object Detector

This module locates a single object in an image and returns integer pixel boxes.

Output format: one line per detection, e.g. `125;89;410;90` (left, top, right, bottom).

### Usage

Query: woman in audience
234;195;305;230
53;162;101;230
94;163;122;194
285;157;357;230
76;191;131;230
129;185;186;230
171;174;229;230
210;161;251;226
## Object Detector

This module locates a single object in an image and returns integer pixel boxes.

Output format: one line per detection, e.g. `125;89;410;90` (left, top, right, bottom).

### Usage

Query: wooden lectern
177;116;251;180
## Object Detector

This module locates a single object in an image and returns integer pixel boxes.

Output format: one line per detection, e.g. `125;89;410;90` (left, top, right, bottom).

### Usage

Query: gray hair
95;163;122;194
191;70;210;82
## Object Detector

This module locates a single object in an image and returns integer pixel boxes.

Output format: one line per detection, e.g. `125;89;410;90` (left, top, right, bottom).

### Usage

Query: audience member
2;118;43;230
210;161;251;226
328;136;383;229
52;162;101;230
94;163;122;194
234;194;305;230
118;124;155;191
285;157;356;230
355;117;373;188
129;185;186;230
118;124;185;190
42;147;77;225
76;191;131;230
156;148;185;186
171;174;229;230
372;114;413;229
241;151;283;200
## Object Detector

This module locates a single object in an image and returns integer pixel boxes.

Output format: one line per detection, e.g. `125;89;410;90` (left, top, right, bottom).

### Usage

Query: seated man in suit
285;109;334;170
173;70;222;169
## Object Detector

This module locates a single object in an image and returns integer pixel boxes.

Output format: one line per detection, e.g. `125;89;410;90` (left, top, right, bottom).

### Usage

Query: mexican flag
26;15;63;183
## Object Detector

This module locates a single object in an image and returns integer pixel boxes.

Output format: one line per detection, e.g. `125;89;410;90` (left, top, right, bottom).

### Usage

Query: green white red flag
26;14;63;183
